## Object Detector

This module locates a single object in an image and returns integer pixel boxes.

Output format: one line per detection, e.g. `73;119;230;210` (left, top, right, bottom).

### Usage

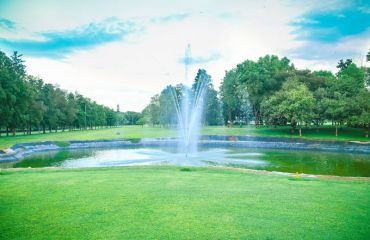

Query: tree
159;86;177;127
8;51;29;135
364;49;370;88
75;94;88;129
336;59;353;73
323;63;366;136
220;69;241;124
65;93;78;130
220;55;294;126
25;76;46;133
123;111;142;125
193;69;222;125
262;78;315;136
347;89;370;137
0;51;16;135
204;87;223;125
295;70;327;92
136;117;146;127
143;94;160;126
322;93;347;137
41;83;58;132
338;63;365;89
0;50;119;136
105;108;118;126
54;87;68;132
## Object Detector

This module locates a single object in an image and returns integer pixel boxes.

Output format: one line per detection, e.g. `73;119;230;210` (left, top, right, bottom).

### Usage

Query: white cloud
2;0;368;111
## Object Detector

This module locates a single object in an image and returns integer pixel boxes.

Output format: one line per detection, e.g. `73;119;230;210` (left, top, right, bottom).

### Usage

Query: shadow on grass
287;177;317;181
180;167;193;172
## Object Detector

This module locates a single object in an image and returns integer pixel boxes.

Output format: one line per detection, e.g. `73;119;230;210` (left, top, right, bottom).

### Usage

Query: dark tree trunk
255;110;259;128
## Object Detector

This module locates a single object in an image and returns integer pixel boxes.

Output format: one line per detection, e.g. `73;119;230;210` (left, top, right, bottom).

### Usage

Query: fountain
171;44;208;157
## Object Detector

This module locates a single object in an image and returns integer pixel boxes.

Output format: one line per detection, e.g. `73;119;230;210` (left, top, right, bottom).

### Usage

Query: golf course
1;126;369;239
1;1;370;238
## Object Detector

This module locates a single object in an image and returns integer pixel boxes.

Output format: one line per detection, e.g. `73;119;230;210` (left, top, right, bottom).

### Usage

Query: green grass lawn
0;125;368;150
0;167;369;239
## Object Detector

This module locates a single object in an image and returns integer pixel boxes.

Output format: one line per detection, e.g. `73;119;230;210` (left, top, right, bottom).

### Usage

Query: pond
1;146;369;177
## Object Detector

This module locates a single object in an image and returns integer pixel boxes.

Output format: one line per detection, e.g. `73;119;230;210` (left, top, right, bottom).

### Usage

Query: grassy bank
0;126;176;150
0;125;368;150
0;167;369;239
202;125;369;141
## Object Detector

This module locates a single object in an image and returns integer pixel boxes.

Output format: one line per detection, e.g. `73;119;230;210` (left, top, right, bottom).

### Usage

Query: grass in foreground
0;125;368;150
1;167;369;239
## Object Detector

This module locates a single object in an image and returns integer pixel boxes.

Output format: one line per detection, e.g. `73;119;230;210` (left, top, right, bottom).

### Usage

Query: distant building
117;104;120;113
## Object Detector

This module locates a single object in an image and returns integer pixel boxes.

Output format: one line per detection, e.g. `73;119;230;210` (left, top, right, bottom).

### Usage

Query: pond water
1;146;369;177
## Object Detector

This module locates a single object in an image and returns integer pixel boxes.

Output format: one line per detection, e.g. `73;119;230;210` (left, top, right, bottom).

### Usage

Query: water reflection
1;147;369;177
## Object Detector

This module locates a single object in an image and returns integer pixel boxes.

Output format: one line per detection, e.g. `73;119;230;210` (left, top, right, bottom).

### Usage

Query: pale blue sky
0;0;369;110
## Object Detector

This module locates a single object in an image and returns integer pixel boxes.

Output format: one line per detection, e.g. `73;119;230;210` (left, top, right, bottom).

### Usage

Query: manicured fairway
1;167;369;239
0;125;368;150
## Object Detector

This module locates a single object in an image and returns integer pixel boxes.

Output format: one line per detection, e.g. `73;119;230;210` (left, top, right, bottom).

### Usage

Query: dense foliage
220;54;370;136
0;51;118;136
143;53;369;136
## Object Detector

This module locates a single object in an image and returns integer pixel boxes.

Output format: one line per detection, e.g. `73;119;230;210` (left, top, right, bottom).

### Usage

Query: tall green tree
193;69;222;125
0;51;15;135
220;69;241;124
65;93;78;130
322;62;366;136
41;83;58;132
220;55;294;126
8;51;29;135
159;86;177;127
262;78;315;136
25;76;46;133
143;94;160;126
0;50;119;135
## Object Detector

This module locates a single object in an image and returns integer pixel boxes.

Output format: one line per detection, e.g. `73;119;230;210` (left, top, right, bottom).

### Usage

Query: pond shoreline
0;135;369;163
2;165;370;181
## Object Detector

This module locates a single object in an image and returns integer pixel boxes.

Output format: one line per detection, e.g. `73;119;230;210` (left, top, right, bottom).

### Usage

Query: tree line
142;52;370;137
0;51;119;136
2;49;369;137
220;54;370;136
